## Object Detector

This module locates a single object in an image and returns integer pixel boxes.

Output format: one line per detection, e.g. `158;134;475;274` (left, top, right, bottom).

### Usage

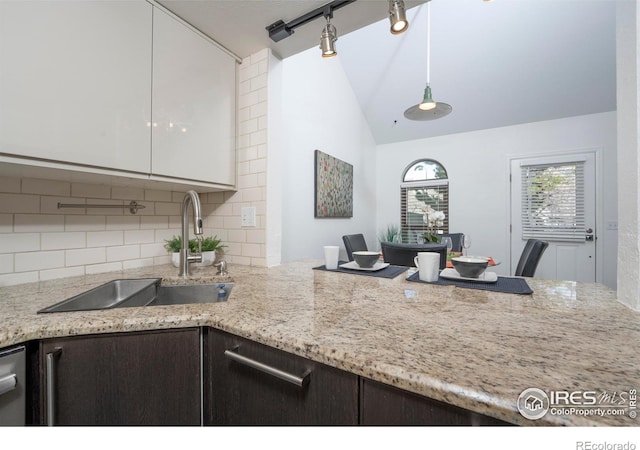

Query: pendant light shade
389;0;409;35
404;2;452;121
320;17;338;58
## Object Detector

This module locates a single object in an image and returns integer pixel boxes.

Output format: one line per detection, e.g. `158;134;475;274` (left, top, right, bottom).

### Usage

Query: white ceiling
159;0;617;145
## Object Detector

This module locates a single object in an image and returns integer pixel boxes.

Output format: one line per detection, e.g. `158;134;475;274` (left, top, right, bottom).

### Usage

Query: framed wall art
314;150;353;218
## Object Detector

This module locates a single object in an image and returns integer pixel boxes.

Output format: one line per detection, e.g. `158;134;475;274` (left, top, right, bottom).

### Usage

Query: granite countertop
0;260;638;426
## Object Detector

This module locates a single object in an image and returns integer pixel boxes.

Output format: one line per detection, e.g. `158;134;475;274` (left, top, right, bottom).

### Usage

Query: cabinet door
204;329;358;425
0;1;152;173
360;378;510;426
152;7;236;186
40;329;200;426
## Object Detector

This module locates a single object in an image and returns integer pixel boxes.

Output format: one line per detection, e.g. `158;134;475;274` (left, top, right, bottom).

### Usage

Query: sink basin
38;278;161;313
38;279;233;313
147;283;234;306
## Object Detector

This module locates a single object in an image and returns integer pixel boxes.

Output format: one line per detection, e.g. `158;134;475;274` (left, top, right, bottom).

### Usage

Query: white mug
323;245;340;270
413;252;440;282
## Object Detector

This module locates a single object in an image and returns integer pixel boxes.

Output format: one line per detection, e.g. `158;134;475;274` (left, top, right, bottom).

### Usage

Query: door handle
585;227;594;241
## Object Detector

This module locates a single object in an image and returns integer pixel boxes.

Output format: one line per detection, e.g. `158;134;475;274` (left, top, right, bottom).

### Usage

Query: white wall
280;48;377;262
376;112;618;288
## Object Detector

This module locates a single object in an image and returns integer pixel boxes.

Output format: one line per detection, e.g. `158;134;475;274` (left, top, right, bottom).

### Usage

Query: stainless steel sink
38;278;161;313
147;283;234;306
38;279;233;313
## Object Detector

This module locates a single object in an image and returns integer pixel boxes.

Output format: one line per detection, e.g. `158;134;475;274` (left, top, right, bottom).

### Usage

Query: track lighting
389;0;409;34
320;16;338;58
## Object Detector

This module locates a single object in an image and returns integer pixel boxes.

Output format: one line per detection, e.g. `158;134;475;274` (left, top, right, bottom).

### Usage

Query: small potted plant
191;235;226;267
164;235;226;268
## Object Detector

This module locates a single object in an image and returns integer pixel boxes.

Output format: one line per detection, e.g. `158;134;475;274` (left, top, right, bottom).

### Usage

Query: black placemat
313;262;408;279
406;272;533;295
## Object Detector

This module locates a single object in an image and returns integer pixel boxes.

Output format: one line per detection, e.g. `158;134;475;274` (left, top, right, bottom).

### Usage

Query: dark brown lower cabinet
204;328;358;425
360;378;510;426
39;328;200;426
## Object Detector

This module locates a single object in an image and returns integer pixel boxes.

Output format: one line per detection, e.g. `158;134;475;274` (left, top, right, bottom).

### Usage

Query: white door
510;152;597;282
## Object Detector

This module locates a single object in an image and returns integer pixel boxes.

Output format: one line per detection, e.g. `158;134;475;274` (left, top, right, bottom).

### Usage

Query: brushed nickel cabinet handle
45;348;62;426
224;348;310;387
0;374;17;397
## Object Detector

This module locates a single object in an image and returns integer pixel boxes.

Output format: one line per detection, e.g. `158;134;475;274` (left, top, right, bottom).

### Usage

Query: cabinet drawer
360;378;511;426
204;328;358;425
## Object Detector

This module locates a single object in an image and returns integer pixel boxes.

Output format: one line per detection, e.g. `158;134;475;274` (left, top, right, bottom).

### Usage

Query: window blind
521;161;585;242
400;180;449;243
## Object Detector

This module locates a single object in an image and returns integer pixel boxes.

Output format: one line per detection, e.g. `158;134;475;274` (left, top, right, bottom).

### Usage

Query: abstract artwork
314;150;353;218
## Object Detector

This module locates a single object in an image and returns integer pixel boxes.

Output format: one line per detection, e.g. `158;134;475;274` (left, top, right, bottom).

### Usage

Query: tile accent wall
0;49;271;287
228;48;269;267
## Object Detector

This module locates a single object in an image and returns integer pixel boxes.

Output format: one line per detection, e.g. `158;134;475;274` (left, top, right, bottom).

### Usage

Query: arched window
400;159;449;243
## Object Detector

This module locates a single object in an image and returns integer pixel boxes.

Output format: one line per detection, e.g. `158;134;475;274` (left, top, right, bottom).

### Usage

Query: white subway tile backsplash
0;193;40;214
42;232;85;250
107;245;139;262
65;215;106;231
87;231;123;248
40;266;85;281
66;247;106;267
155;202;180;216
111;187;145;201
124;229;155;245
71;183;110;199
15;250;65;272
22;178;70;196
0;271;38;287
0;177;20;193
145;189;172;202
250;73;267;91
0;254;13;274
122;258;155;270
0;214;13;232
140;216;169;229
140;242;167;258
14;214;65;233
249;129;267;147
0;233;40;253
106;216;140;231
85;261;122;275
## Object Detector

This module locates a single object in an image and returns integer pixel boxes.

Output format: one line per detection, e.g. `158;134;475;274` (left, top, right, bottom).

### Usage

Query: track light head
320;17;338;58
389;0;409;35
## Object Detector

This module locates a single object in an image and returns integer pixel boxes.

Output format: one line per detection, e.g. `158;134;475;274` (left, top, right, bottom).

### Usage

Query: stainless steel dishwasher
0;345;26;426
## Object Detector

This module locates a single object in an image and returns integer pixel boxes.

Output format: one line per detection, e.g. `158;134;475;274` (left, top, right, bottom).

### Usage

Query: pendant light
404;1;452;121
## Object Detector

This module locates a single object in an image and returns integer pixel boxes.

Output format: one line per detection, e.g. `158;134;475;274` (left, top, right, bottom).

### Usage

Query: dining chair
342;234;368;261
380;242;447;269
514;239;549;277
438;233;464;253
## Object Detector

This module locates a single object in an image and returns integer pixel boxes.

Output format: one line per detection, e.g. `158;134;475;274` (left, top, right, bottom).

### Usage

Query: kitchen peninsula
0;261;637;426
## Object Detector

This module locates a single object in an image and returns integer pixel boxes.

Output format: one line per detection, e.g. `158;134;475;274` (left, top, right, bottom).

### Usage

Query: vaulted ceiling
159;0;617;145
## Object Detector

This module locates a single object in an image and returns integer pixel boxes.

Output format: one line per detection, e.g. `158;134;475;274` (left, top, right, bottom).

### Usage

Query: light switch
241;207;256;227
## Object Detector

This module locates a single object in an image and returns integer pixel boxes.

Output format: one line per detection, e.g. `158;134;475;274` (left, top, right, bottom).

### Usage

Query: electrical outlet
607;221;618;231
241;207;256;227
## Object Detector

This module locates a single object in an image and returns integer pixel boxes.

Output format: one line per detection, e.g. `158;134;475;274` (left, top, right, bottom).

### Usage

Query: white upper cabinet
151;8;236;187
0;1;153;173
0;1;237;190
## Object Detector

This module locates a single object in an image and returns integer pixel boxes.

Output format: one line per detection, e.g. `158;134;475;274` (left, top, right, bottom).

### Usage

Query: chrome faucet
179;190;203;278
